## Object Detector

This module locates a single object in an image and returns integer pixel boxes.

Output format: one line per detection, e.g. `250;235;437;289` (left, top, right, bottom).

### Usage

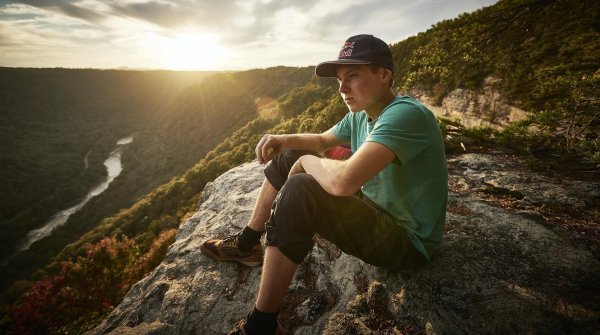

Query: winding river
17;136;133;252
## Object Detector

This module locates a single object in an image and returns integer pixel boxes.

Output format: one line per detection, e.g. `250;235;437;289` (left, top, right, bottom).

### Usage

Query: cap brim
315;59;372;77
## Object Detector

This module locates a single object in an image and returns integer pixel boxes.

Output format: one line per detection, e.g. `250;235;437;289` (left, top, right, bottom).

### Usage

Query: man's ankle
237;226;263;251
244;306;278;335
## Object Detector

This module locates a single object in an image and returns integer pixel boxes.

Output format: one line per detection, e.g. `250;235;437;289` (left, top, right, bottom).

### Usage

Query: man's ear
381;68;393;85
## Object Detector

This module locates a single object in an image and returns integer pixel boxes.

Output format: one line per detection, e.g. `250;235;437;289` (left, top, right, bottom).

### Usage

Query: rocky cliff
411;77;528;129
88;153;599;335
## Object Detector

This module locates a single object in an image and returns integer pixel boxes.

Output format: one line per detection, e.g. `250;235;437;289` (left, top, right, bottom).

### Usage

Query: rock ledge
89;154;600;335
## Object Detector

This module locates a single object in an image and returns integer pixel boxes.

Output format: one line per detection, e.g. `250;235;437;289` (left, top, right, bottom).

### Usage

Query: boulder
88;154;600;335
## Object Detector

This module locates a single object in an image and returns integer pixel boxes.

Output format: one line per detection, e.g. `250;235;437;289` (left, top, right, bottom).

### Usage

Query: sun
146;32;227;71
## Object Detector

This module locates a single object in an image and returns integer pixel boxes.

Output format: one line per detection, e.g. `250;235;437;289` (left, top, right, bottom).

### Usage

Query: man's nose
338;81;349;93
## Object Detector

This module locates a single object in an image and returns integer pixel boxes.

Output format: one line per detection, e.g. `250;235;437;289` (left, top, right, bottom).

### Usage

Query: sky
0;0;497;71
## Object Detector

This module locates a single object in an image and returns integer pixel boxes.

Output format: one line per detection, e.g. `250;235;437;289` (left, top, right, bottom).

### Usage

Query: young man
201;34;448;335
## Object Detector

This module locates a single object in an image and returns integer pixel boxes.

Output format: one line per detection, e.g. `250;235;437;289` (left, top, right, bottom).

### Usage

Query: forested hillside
0;67;317;303
0;68;206;257
0;67;316;262
391;0;599;161
2;0;598;333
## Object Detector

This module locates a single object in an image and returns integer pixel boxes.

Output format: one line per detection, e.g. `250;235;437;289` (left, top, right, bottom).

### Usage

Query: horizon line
0;64;318;72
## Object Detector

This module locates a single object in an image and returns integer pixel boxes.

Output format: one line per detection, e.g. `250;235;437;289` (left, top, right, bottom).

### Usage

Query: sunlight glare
146;32;227;71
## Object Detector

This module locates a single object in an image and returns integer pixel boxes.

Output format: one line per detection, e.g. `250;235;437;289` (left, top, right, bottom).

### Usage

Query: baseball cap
315;34;394;77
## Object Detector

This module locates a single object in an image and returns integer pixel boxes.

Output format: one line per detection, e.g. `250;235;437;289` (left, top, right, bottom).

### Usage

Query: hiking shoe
227;319;285;335
200;234;264;267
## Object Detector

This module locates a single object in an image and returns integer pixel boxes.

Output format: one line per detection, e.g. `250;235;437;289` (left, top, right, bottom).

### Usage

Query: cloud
306;0;439;44
14;0;106;23
0;24;12;47
56;2;104;22
219;0;343;48
108;0;239;30
0;2;115;68
98;0;326;47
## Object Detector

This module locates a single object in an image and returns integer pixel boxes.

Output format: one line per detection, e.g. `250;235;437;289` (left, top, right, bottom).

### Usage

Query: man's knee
265;173;323;264
274;173;326;214
281;173;321;197
264;150;319;190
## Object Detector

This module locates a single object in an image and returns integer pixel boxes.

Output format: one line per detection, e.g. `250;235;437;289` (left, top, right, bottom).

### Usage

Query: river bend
17;136;133;251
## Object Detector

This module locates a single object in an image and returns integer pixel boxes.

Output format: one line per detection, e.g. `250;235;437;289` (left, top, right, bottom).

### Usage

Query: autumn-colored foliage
9;229;176;334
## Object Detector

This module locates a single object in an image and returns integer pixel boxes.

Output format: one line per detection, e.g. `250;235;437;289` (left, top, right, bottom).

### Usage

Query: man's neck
365;90;396;121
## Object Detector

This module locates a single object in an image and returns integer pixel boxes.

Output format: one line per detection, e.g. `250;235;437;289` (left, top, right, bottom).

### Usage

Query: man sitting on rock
201;34;448;335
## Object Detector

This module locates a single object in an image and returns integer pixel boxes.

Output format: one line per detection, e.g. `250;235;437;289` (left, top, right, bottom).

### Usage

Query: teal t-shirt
331;95;448;259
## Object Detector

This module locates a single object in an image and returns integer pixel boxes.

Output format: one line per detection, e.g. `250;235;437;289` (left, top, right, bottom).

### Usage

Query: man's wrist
277;134;288;151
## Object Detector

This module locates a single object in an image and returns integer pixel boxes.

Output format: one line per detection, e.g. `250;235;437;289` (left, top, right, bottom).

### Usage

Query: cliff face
412;77;528;129
88;154;599;335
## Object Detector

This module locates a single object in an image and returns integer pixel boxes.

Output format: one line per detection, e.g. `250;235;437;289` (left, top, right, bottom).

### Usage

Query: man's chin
346;105;363;113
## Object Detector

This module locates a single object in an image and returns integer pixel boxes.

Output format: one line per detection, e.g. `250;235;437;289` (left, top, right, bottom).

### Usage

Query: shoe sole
200;244;263;267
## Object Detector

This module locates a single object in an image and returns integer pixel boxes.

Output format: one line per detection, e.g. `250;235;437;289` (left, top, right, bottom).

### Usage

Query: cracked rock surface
88;154;600;335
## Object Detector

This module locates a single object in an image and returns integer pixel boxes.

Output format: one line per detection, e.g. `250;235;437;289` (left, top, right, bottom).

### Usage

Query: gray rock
88;155;600;335
449;153;600;208
411;76;528;129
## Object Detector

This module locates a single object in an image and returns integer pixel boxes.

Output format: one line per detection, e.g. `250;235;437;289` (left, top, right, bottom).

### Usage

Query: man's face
336;64;388;113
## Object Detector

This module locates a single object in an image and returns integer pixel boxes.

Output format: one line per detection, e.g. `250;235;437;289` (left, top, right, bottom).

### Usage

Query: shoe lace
221;234;240;248
228;319;247;335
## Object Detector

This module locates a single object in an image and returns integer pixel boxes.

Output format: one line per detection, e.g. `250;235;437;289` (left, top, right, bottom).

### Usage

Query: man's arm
255;129;343;164
296;141;396;197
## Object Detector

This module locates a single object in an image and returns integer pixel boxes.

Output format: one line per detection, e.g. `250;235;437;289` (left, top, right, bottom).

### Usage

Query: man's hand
255;134;284;164
288;157;306;177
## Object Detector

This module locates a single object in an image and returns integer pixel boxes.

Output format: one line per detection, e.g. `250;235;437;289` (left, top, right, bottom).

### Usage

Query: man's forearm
257;130;342;164
297;142;396;197
299;155;356;196
280;133;332;153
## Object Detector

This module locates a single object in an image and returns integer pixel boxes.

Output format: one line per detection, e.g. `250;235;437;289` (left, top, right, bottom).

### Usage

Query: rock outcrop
412;77;528;129
89;154;600;335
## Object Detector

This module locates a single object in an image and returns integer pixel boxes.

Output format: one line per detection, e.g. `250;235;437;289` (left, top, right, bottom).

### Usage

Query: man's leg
200;178;276;267
246;179;278;233
265;173;426;270
201;151;316;268
200;179;276;267
248;149;316;232
229;246;296;335
256;246;297;312
231;175;314;335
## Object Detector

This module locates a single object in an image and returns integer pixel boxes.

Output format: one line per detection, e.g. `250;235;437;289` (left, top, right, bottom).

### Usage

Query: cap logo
339;41;355;58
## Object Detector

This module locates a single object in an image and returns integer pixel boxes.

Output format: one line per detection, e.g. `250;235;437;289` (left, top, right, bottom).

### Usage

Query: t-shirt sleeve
366;103;431;165
331;112;352;141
